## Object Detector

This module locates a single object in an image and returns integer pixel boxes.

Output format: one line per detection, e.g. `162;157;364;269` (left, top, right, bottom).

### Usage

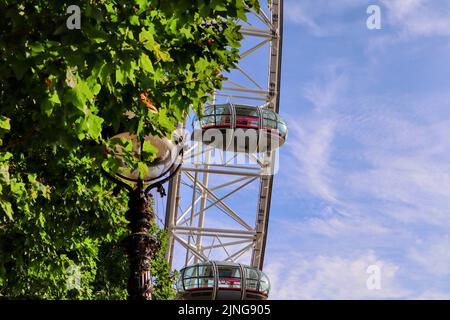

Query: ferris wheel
163;0;285;300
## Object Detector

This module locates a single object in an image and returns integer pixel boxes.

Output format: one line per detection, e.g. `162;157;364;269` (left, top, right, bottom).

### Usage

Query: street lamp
102;130;184;300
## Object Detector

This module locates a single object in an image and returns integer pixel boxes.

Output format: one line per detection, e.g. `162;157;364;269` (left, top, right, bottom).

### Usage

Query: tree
0;0;259;299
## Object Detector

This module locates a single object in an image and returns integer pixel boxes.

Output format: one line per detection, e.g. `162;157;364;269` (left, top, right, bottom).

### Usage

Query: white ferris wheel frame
164;0;284;271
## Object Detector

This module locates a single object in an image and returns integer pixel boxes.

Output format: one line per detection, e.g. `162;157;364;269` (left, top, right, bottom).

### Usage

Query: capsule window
183;266;197;278
215;105;231;115
263;119;277;129
176;273;184;292
278;121;287;137
183;266;199;289
259;271;270;293
245;267;260;291
201;115;215;127
261;109;277;130
235;106;259;128
217;265;242;289
215;114;231;126
262;109;276;120
203;106;215;116
235;106;259;118
197;264;215;288
183;277;198;289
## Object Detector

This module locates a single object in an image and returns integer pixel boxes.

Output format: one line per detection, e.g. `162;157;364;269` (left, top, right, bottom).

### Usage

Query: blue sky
263;0;450;299
162;0;450;300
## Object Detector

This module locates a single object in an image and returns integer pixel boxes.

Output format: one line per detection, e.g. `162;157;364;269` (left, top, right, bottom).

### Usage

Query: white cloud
416;290;450;300
282;70;349;203
294;214;390;239
282;65;450;231
381;0;450;38
287;119;337;203
342;97;450;228
285;0;450;50
284;0;364;36
285;3;323;36
265;251;409;299
268;1;450;299
408;236;450;277
272;60;450;298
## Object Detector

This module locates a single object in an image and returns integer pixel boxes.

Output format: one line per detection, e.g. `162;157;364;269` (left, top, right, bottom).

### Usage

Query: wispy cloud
270;54;450;298
286;0;450;44
259;0;450;300
265;251;409;299
282;68;348;203
284;0;364;36
408;236;450;277
287;119;337;203
285;3;323;36
381;0;450;38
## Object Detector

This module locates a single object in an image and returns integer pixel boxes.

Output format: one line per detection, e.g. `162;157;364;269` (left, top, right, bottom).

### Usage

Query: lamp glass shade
109;132;180;182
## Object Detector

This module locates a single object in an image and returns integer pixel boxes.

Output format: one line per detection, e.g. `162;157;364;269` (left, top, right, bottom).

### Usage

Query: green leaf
116;59;137;85
0;152;12;161
139;29;155;46
38;211;46;227
136;0;150;11
0;165;10;185
66;79;93;112
41;91;61;116
0;198;13;221
153;43;173;62
92;83;101;95
0;116;11;131
92;61;110;85
85;25;108;43
109;137;133;152
65;67;78;88
86;114;104;139
115;67;125;85
30;43;45;56
139;53;154;74
129;15;140;26
137;162;149;179
27;173;37;183
142;140;156;154
179;26;194;40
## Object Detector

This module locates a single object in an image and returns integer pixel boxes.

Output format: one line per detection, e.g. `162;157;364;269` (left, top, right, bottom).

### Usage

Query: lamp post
103;132;184;300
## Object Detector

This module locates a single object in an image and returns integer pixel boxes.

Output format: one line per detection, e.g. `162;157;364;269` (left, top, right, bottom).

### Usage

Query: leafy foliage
0;0;258;299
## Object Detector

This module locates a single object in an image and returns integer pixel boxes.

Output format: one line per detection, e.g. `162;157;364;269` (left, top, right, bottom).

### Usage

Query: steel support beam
250;0;283;270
